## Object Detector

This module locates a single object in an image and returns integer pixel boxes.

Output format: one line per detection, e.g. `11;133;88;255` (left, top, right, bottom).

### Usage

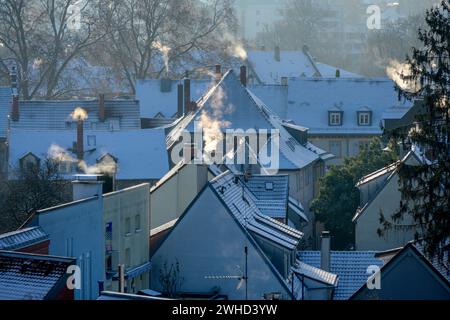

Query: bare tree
99;0;235;93
158;259;184;298
0;157;71;233
0;0;104;99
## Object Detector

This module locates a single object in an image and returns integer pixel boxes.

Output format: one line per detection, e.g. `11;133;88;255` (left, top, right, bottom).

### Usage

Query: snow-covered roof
0;251;75;300
136;79;211;118
10;98;141;131
292;260;338;286
210;171;303;250
167;70;328;171
9;128;169;180
0;227;48;251
0;87;10;138
246;50;361;84
298;251;383;300
285;78;413;135
239;174;288;219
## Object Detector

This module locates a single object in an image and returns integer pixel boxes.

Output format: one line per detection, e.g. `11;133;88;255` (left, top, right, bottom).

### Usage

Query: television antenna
204;246;248;299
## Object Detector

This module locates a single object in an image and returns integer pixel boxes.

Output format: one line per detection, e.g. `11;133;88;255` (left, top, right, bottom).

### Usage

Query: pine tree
384;1;450;260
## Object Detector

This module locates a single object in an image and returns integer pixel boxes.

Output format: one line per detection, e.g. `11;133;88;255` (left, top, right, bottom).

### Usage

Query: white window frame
329;112;342;126
358;112;371;126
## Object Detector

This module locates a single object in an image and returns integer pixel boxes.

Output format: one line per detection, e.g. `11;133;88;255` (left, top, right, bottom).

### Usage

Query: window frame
328;111;343;126
357;111;372;126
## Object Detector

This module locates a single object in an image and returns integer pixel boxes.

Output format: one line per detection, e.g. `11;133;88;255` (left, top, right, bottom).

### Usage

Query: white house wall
151;186;292;300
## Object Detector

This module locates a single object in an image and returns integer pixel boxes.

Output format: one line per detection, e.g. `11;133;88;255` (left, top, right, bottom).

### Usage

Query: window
135;215;141;232
265;182;274;190
87;135;96;147
125;217;131;236
358;111;371;126
329;140;342;158
328;111;342;126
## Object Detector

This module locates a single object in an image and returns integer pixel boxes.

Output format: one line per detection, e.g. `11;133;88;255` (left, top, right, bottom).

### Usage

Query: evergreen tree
383;1;450;259
311;138;398;249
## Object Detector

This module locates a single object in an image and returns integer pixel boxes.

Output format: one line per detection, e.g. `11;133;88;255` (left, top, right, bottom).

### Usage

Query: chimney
10;66;19;121
184;78;191;113
281;77;288;86
335;69;341;78
274;46;281;62
240;66;247;87
118;264;125;293
11;96;19;121
72;174;104;201
99;94;105;122
320;231;331;272
177;83;184;117
76;119;84;160
215;64;222;82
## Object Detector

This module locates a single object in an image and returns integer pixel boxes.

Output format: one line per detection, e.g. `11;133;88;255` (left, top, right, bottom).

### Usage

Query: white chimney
72;174;104;201
320;231;331;272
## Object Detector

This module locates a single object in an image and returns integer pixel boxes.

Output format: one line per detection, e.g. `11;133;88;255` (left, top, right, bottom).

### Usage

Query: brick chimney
99;93;105;122
320;231;331;272
274;46;281;62
177;83;184;117
240;66;247;87
77;120;84;160
215;64;222;82
184;78;191;113
10;66;19;121
11;96;19;121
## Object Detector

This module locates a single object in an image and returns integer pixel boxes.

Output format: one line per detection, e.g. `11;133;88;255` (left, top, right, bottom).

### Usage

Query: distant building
151;170;338;300
353;149;423;251
234;0;288;41
244;47;361;85
164;69;333;245
136;78;210;127
351;241;450;300
0;250;75;300
252;77;412;165
0;86;11;176
8;127;169;189
28;176;151;299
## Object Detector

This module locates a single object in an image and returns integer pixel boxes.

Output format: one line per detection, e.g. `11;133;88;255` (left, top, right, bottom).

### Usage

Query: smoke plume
71;107;88;121
153;40;171;75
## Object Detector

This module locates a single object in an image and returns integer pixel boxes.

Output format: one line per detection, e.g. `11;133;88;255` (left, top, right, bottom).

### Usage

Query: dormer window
328;111;343;126
19;152;40;171
357;107;372;126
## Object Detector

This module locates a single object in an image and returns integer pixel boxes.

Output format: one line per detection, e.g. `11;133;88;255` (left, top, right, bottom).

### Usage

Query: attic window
265;182;274;190
358;111;372;126
328;111;343;126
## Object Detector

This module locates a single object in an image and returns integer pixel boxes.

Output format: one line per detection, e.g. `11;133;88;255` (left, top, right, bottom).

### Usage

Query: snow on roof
210;171;302;250
298;251;383;300
136;79;211;118
356;161;399;187
10;99;140;131
288;196;308;222
315;63;362;78
0;251;75;300
239;174;288;219
166;70;324;170
0;87;10;138
247;50;361;84
0;227;48;251
9;128;169;180
286;78;412;135
293;260;338;286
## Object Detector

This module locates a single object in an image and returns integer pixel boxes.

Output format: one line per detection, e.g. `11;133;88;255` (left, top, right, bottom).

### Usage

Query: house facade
151;171;336;299
251;77;413;166
353;150;422;251
351;243;450;300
